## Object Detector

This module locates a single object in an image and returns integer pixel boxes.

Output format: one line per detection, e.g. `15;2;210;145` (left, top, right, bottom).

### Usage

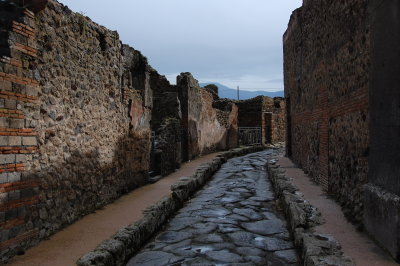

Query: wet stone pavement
127;150;299;266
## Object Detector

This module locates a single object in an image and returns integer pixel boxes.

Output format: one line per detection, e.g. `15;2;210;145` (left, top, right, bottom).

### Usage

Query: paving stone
195;208;231;218
228;231;258;247
240;200;263;207
181;257;215;265
236;246;265;257
126;251;182;266
194;233;223;243
246;255;266;265
233;208;263;220
210;242;236;250
128;150;298;265
156;231;192;244
205;217;238;225
191;222;217;234
218;196;241;203
162;239;192;252
167;217;201;231
217;224;241;233
227;214;250;222
205;249;243;263
241;220;287;236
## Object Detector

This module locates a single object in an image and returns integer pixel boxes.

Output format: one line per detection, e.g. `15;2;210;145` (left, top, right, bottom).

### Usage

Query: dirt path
8;153;219;266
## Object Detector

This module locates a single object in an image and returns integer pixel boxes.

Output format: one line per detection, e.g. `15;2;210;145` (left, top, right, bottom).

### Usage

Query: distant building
237;96;286;145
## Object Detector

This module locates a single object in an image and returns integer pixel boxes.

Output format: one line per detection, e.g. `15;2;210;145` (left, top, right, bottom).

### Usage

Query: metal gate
238;127;262;145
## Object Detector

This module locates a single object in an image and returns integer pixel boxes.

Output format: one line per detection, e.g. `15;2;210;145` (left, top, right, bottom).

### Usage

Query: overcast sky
59;0;301;91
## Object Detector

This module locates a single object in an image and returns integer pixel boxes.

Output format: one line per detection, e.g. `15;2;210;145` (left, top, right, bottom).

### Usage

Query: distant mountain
199;82;284;100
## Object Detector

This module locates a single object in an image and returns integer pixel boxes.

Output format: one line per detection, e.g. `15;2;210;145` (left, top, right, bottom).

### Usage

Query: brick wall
0;2;42;258
284;0;369;225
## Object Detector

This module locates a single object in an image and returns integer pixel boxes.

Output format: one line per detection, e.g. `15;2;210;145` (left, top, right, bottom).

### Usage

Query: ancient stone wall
0;0;153;260
154;118;181;177
364;0;400;261
177;73;238;161
237;96;286;145
150;70;179;131
284;0;369;225
237;97;262;128
262;97;286;144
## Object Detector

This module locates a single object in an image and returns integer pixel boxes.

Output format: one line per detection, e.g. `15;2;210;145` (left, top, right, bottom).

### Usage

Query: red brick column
0;7;40;259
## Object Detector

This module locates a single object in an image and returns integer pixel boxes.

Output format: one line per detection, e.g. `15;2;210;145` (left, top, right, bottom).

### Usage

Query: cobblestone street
127;150;298;265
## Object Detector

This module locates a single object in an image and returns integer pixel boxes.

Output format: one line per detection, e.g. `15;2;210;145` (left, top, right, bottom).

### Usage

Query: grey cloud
60;0;301;90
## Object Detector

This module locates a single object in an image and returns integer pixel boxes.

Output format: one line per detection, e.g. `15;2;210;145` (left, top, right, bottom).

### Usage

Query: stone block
364;184;400;261
0;192;8;204
15;154;27;163
0;136;9;146
9;136;21;146
0;229;9;242
0;211;4;223
5;208;18;220
4;99;17;109
0;117;8;127
0;173;7;184
7;172;21;183
0;80;12;91
8;190;20;201
0;154;16;164
25;85;39;97
9;119;24;129
22;136;37;146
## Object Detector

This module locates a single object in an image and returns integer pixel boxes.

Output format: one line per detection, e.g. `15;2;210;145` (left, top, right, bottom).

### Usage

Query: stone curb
76;145;264;266
266;154;354;266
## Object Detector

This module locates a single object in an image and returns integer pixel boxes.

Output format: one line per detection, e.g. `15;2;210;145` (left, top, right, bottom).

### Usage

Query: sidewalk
277;156;398;266
8;153;219;266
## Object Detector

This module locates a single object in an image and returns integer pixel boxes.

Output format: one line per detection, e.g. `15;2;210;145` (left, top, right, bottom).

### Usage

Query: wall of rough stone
262;97;286;144
197;88;238;154
0;0;153;260
177;73;238;161
154;118;181;177
237;96;286;145
364;0;400;261
283;0;369;225
150;70;179;131
237;97;262;128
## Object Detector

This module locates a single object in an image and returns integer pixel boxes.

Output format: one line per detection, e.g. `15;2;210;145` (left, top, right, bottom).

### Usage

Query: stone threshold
77;145;265;266
266;153;354;266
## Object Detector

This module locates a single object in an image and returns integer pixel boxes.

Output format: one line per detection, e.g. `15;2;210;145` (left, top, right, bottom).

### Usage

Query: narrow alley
127;150;298;265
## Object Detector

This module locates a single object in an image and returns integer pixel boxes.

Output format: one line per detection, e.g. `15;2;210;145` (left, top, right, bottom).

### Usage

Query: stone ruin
284;0;400;261
0;0;286;261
